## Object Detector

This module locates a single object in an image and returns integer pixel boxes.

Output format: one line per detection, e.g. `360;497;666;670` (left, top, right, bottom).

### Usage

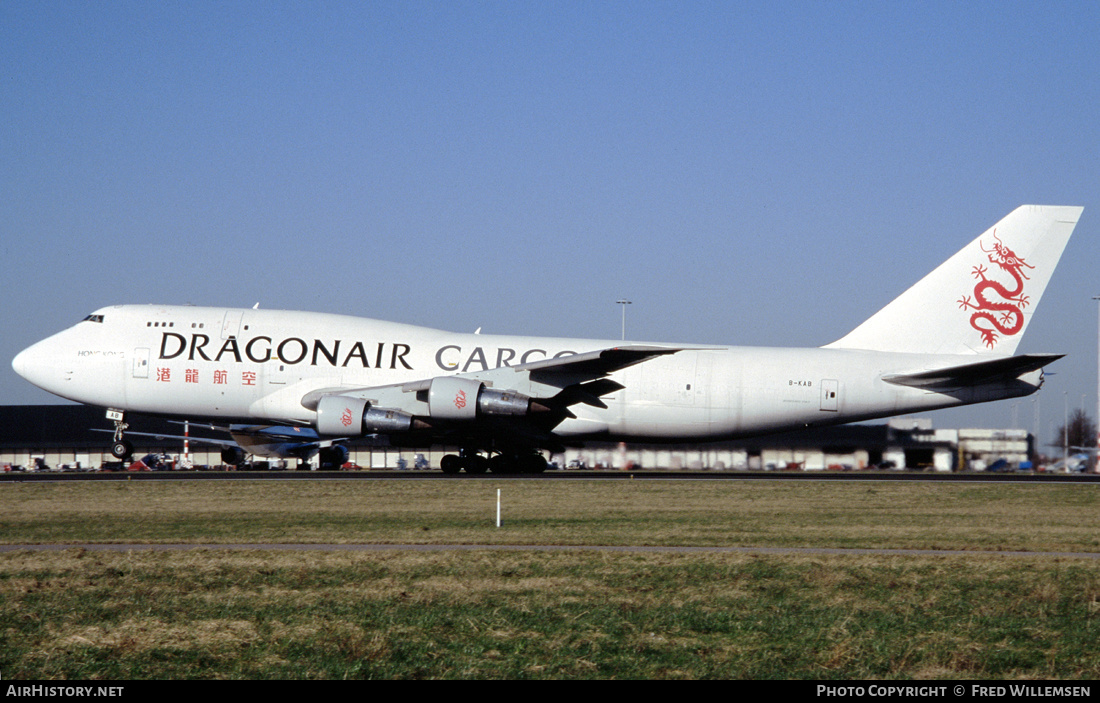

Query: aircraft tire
520;453;548;474
488;454;514;474
111;440;133;460
466;456;489;474
440;454;462;475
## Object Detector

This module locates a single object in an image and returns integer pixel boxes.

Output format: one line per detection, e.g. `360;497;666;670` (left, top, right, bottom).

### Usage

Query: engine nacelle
427;376;533;421
316;395;368;435
318;444;350;468
315;381;539;436
316;395;415;436
220;446;246;466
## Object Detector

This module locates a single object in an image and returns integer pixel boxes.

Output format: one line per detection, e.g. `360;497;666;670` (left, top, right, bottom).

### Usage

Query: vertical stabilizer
824;205;1082;355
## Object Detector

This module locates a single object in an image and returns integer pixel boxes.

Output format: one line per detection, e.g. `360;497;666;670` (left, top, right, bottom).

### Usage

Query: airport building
0;404;1041;473
556;419;1033;472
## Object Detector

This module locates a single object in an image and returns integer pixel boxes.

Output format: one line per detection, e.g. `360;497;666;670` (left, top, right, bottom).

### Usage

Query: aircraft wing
94;425;348;461
303;345;685;407
168;421;346;446
92;427;240;450
300;345;690;448
516;345;688;378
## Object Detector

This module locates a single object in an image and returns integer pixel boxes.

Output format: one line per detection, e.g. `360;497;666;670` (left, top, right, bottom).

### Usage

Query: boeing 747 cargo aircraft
12;205;1083;473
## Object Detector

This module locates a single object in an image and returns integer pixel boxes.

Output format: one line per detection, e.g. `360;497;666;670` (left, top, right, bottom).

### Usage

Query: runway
2;469;1098;483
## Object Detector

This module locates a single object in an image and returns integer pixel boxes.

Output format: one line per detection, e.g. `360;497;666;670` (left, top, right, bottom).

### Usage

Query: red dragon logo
957;231;1034;349
454;389;467;410
341;407;354;427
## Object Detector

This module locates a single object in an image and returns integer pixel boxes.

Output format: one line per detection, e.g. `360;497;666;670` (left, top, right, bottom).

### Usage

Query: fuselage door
221;310;243;340
820;379;839;412
133;348;150;378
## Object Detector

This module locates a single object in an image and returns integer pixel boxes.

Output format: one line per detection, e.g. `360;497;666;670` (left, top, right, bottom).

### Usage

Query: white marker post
496;489;502;527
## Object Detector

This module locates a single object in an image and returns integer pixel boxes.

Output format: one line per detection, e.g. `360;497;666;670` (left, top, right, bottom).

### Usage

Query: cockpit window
82;314;104;323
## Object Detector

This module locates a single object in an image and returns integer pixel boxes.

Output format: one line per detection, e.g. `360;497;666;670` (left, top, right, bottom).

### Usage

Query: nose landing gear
107;409;133;459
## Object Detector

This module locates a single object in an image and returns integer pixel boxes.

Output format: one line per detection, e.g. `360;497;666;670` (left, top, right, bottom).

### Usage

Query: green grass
1;479;1099;679
2;479;1099;551
3;549;1099;679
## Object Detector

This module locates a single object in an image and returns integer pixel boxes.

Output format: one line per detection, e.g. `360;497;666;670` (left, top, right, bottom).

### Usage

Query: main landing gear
439;449;548;475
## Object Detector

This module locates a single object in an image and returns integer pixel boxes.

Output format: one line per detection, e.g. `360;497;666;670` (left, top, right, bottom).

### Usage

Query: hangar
0;405;1037;472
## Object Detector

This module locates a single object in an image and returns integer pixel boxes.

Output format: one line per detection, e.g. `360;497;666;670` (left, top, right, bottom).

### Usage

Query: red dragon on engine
957;230;1035;349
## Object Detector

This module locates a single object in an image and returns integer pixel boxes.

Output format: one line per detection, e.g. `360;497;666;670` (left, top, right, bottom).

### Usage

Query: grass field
1;478;1099;679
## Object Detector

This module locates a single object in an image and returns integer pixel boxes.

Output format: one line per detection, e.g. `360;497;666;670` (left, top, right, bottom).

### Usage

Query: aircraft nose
12;339;56;391
12;345;32;379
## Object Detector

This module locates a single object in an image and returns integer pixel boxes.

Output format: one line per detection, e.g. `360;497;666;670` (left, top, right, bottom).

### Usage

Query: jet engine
316;396;417;436
315;379;545;436
318;444;350;468
426;376;536;420
220;446;246;466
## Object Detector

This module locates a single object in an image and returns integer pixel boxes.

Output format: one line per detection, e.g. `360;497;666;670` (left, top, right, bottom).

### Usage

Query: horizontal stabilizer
882;353;1063;390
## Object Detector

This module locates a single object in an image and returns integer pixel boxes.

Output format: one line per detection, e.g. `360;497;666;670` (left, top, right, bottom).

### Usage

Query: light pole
1094;296;1100;471
617;299;632;341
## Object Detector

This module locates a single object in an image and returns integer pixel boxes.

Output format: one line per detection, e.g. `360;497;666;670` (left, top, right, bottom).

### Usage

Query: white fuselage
12;304;1040;443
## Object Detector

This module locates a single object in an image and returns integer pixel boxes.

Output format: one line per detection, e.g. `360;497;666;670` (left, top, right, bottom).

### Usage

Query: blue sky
2;1;1098;444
